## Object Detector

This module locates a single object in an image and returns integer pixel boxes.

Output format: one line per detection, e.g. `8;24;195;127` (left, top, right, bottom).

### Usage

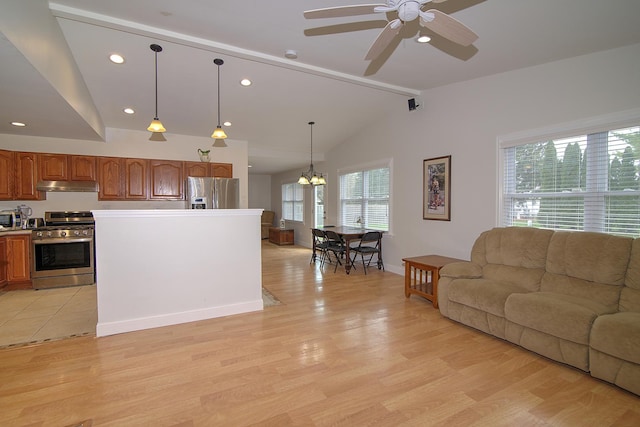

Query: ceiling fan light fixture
147;44;166;135
211;58;228;142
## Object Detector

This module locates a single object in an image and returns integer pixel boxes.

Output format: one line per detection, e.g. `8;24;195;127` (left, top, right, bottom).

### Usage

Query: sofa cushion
505;291;615;345
448;279;529;317
541;231;632;306
622;239;640;312
590;312;640;364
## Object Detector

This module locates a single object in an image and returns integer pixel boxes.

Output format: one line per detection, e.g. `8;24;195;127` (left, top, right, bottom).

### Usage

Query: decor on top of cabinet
197;149;211;162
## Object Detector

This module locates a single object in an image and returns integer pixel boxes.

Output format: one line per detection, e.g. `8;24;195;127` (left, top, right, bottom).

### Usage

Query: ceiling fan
304;0;479;61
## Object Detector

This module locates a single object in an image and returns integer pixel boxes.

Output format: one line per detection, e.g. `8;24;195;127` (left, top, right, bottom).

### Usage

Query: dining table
311;226;383;274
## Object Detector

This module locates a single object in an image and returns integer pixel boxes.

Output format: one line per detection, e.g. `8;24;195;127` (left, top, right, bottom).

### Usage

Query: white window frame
338;159;392;232
498;108;640;236
281;182;304;223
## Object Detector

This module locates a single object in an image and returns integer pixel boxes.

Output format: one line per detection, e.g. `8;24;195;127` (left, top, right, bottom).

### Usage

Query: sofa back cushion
621;238;640;312
470;227;554;291
541;231;632;307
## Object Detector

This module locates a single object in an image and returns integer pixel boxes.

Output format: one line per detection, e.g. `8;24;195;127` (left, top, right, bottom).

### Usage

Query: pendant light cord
154;50;159;119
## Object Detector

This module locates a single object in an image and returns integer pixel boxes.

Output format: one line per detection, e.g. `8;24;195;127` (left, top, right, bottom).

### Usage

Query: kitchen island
92;209;263;337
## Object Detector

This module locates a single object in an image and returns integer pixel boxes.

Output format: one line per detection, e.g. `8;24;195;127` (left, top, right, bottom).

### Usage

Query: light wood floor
0;242;638;426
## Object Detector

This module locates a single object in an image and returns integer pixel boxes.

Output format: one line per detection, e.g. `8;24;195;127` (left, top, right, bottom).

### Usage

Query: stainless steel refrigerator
186;177;240;209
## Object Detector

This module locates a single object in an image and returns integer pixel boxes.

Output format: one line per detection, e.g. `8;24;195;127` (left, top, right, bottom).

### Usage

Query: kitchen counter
92;209;263;337
0;229;32;236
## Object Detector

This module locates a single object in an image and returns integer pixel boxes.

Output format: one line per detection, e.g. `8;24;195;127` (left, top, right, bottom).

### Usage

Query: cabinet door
15;152;44;200
0;238;7;288
150;160;183;200
6;235;30;283
0;150;14;200
70;155;97;181
39;153;69;181
125;158;148;199
184;161;210;178
211;163;233;178
98;157;124;200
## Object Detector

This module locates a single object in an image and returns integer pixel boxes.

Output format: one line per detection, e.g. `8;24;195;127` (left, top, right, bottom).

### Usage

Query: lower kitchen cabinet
0;234;31;290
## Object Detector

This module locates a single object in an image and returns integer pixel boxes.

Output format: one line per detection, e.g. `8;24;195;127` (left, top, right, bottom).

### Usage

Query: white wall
0;127;249;217
248;174;272;210
272;43;640;274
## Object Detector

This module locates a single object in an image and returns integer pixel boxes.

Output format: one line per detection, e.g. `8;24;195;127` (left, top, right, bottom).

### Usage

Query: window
339;165;390;230
314;185;325;228
501;124;640;237
282;182;304;222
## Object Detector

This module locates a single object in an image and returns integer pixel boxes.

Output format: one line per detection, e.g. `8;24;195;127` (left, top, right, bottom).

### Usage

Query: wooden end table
402;255;465;308
269;227;294;246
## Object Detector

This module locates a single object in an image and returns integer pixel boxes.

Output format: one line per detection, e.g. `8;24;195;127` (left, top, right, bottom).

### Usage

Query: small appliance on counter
186;176;239;209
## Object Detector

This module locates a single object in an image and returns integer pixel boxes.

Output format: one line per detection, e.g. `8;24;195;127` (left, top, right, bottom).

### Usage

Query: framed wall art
423;155;451;221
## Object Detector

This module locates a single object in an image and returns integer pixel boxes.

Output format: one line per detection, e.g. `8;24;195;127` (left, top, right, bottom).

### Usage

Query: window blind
282;183;304;222
502;125;639;237
339;166;389;230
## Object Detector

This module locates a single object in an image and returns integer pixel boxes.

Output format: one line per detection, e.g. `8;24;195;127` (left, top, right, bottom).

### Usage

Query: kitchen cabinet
150;160;183;200
98;157;124;200
3;235;31;289
184;161;210;178
0;238;6;288
15;152;44;200
39;153;68;181
124;158;148;199
211;162;233;178
70;155;97;181
0;150;14;200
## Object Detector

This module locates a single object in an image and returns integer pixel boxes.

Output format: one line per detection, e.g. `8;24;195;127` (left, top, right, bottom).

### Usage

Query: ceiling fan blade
365;19;402;61
420;9;478;46
304;4;386;19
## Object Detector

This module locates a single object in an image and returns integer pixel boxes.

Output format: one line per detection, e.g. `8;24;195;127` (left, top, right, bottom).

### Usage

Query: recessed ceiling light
109;53;125;64
223;121;231;127
240;78;252;87
284;49;298;59
416;35;431;43
123;108;135;114
10;121;26;127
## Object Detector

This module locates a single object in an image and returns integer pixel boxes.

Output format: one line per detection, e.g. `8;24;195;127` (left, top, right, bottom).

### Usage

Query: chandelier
298;121;326;186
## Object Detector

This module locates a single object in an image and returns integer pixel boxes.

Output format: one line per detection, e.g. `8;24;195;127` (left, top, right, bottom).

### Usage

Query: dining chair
310;228;330;266
349;231;384;275
324;229;351;273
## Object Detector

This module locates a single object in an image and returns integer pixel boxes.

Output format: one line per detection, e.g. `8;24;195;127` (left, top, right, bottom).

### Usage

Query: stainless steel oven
31;211;95;290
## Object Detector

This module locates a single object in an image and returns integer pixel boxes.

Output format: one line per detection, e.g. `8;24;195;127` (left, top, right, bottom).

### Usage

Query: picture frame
423;155;451;221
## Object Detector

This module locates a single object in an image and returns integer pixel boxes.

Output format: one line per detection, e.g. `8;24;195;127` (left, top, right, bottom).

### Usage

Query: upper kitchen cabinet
150;160;183;200
40;154;97;182
39;153;68;181
211;163;233;178
70;156;97;181
0;150;14;200
124;158;148;200
98;157;124;200
15;152;44;200
184;161;210;178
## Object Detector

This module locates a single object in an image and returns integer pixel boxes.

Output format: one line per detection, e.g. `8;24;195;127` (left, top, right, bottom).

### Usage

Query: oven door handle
33;237;93;245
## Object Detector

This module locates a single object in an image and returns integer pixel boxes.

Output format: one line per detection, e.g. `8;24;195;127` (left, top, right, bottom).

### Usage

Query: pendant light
147;44;166;139
211;58;228;142
298;122;326;186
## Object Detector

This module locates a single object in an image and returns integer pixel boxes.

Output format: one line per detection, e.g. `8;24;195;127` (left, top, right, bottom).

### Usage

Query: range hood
36;180;99;192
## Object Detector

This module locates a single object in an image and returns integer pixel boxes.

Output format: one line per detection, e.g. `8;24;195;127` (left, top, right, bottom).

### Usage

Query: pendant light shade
147;44;166;137
298;121;326;186
211;58;228;141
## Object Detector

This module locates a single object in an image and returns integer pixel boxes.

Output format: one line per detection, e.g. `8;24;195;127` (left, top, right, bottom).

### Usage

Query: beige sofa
438;227;639;395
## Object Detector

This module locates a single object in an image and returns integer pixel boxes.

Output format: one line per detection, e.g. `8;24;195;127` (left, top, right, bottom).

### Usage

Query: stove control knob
46;231;53;237
61;231;67;237
82;230;89;236
73;230;80;236
36;231;43;237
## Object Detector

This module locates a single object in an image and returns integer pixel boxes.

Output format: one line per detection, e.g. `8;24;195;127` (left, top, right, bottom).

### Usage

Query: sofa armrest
440;261;482;279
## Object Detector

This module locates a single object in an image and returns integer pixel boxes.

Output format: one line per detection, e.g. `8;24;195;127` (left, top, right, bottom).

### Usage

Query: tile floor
0;285;96;348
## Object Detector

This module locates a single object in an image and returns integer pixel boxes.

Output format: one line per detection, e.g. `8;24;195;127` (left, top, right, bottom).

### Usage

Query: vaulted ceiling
1;0;640;174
